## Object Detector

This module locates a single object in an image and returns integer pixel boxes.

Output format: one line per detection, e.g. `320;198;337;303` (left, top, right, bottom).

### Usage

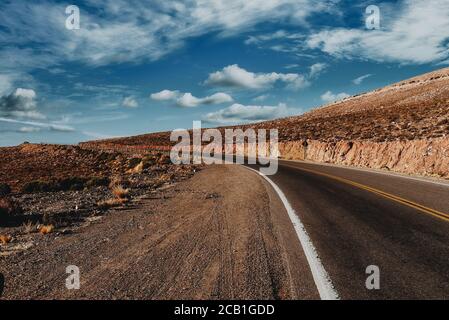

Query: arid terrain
88;67;449;179
1;67;449;300
0;165;317;300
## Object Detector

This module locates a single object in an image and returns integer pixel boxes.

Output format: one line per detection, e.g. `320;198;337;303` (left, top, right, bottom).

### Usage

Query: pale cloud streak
352;74;372;85
150;90;233;107
321;91;350;103
205;64;309;90
202;102;300;124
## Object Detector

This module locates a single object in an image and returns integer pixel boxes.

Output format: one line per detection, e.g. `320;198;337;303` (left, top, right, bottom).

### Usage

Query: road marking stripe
285;164;449;223
283;159;449;188
244;166;340;300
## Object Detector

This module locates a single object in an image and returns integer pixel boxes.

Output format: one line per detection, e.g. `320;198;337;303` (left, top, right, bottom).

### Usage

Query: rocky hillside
85;67;449;179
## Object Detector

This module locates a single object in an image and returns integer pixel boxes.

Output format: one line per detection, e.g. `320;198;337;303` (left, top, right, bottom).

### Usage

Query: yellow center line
282;164;449;223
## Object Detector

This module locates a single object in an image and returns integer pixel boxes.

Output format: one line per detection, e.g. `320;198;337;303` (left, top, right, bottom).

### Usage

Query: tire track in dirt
1;165;319;300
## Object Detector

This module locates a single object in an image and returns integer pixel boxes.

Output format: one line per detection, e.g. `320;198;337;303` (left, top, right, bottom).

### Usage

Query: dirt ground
0;165;318;300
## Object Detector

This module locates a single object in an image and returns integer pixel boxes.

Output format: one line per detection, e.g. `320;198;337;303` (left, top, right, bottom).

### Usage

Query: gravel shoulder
0;164;318;300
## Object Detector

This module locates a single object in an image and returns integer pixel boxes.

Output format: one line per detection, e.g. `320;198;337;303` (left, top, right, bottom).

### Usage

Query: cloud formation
150;90;180;101
151;90;233;107
321;91;350;103
122;96;138;108
0;117;75;132
0;0;335;72
352;74;372;85
205;64;308;90
203;103;300;124
306;0;449;64
309;63;328;78
0;88;44;120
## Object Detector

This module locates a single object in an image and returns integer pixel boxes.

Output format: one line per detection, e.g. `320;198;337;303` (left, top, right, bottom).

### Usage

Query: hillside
86;67;449;147
82;67;449;179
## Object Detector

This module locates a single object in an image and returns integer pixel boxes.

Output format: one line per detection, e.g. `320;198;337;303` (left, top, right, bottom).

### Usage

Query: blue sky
0;0;448;146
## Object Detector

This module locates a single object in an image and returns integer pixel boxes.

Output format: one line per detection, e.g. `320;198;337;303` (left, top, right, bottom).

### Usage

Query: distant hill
85;67;449;147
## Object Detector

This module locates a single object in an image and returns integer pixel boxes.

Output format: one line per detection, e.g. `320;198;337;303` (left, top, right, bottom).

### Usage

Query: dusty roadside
0;165;317;300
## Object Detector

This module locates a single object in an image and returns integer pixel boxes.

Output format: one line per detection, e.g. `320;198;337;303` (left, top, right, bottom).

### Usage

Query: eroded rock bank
279;137;449;179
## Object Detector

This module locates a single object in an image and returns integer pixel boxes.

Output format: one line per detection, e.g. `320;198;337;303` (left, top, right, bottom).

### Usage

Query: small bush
22;220;37;234
0;183;11;196
0;234;12;245
128;157;142;169
112;185;130;199
97;198;128;210
109;176;130;189
39;224;54;235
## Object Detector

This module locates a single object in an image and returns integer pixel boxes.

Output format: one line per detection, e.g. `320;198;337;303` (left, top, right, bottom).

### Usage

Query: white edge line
244;166;340;300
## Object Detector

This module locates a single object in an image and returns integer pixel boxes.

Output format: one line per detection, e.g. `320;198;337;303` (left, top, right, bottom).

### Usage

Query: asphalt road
247;160;449;299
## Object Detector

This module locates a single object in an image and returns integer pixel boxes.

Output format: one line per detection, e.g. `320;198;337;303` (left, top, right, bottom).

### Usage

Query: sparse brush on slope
0;234;12;244
22;220;36;234
112;185;130;199
39;224;54;235
97;198;129;210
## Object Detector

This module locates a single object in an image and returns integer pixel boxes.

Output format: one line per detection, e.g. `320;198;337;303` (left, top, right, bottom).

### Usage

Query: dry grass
0;234;12;244
127;161;144;174
108;176;129;189
39;224;54;235
22;220;37;234
112;185;130;199
97;197;129;210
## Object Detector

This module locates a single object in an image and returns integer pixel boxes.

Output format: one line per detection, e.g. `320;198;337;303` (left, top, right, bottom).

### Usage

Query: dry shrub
127;161;144;174
112;185;130;199
0;234;12;244
109;176;129;189
39;224;54;235
97;198;128;210
22;220;36;234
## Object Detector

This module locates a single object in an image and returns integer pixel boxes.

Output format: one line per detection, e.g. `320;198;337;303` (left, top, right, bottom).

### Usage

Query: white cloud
122;96;138;108
0;0;336;71
352;74;372;85
150;90;180;101
151;90;233;107
205;64;309;90
253;94;269;102
284;64;300;69
306;0;449;64
176;92;233;108
0;117;75;132
309;63;328;78
245;30;304;45
0;74;17;96
321;91;350;103
0;88;45;120
19;126;41;133
203;103;300;124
